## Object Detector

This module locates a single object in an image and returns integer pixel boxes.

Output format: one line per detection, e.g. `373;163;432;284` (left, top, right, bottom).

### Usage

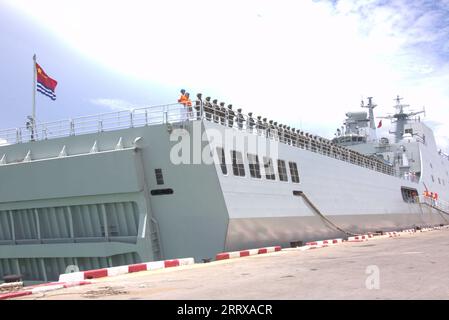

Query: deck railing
0;101;405;179
419;196;449;214
0;103;187;145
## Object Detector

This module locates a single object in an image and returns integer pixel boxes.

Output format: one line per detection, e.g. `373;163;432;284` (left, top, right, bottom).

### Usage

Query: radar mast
361;97;377;142
377;95;425;143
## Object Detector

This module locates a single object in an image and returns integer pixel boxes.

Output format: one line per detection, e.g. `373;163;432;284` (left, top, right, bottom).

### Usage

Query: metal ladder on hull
134;146;164;261
150;218;163;261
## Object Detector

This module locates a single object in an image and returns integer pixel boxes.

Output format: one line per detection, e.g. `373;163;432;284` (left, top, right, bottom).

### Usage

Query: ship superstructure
0;97;448;283
332;96;448;192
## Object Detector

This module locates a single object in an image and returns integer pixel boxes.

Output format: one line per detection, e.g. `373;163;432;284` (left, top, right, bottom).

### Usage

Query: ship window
430;163;433;169
405;128;413;135
247;153;261;179
263;157;276;180
231;150;245;177
216;147;227;175
438;177;441;184
155;169;164;185
431;175;435;182
289;162;300;183
277;160;288;182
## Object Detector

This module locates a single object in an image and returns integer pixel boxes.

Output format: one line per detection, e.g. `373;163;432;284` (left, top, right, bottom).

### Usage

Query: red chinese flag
36;63;57;91
36;63;57;100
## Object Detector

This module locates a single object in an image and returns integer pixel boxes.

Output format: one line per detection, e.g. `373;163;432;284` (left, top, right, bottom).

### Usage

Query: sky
1;0;449;150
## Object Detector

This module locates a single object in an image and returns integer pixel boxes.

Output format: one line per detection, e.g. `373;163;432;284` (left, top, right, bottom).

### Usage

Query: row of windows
429;163;447;186
431;174;446;186
216;147;300;183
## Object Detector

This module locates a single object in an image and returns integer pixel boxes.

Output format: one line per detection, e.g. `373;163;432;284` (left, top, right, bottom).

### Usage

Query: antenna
361;96;377;133
393;94;410;114
384;96;425;142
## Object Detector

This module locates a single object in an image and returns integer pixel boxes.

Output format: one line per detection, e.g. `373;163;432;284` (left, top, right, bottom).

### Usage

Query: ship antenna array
376;95;426;143
360;96;377;129
359;96;378;142
393;95;410;115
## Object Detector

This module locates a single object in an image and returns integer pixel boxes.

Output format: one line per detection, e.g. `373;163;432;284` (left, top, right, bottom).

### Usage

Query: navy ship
0;95;448;283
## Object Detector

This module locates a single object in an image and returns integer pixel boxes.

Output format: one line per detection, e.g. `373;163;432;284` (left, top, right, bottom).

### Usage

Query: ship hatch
150;189;174;196
401;187;418;203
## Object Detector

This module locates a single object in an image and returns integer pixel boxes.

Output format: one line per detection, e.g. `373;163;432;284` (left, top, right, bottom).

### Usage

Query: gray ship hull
0;109;447;282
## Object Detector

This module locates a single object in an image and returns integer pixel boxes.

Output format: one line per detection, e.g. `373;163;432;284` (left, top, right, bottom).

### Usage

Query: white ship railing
0;101;407;179
0;103;186;144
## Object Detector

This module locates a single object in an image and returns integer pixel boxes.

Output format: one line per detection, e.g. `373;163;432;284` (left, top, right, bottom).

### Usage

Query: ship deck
12;226;449;300
0;102;406;179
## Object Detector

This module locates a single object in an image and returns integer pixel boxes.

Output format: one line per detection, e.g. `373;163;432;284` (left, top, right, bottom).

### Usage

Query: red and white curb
289;225;449;252
58;257;195;282
386;231;400;237
305;238;344;248
216;246;281;261
346;234;374;242
401;229;416;233
0;281;90;300
433;225;449;231
418;227;439;232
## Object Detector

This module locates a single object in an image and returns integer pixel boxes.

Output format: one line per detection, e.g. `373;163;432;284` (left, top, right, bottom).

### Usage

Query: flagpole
32;54;36;125
32;54;36;140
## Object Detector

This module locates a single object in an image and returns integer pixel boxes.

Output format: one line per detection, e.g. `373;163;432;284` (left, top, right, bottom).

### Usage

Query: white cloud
5;0;449;150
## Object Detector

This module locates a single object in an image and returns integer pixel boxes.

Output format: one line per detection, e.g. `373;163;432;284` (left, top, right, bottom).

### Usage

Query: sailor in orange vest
178;89;187;105
423;190;430;205
178;89;193;119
